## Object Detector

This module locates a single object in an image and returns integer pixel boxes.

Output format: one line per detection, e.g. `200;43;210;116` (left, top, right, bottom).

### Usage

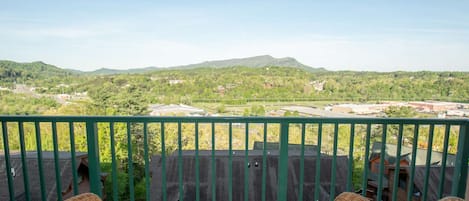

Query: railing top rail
0;115;468;124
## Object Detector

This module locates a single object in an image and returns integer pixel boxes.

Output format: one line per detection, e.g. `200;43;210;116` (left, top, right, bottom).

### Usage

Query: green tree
216;104;226;113
384;106;417;117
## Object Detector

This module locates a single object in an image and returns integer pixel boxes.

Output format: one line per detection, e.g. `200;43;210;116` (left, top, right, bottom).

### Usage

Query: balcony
1;116;468;201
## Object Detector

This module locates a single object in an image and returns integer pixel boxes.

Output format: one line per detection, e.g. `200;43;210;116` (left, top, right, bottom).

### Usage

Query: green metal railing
0;116;468;201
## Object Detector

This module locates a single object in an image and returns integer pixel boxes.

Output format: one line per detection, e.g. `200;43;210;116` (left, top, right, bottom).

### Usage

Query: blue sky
1;1;468;71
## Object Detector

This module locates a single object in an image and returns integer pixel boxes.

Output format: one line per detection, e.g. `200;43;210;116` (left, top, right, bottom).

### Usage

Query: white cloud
0;20;128;39
1;27;468;72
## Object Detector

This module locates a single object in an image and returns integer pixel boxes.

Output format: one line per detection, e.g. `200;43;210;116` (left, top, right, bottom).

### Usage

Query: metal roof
150;150;349;201
0;152;87;201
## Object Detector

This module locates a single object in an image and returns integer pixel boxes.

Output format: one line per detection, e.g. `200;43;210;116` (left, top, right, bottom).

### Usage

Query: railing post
452;122;469;198
86;121;102;197
1;121;15;201
278;122;289;201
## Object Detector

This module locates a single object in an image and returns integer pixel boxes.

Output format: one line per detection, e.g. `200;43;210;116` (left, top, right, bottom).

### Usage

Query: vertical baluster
1;121;15;200
126;122;135;201
161;122;167;201
228;122;233;201
261;123;268;201
330;123;339;201
69;122;79;196
195;122;200;201
51;121;63;201
437;124;451;198
110;122;118;201
143;122;150;201
314;123;323;201
361;124;371;197
346;123;355;192
377;124;387;201
86;121;101;197
422;124;435;201
244;123;249;201
211;122;216;201
178;122;184;201
407;124;419;201
278;122;289;201
391;124;404;201
18;122;31;201
34;122;46;201
298;123;306;201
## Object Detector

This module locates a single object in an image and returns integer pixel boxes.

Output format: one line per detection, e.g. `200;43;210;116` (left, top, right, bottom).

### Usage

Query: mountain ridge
84;55;324;75
1;56;323;75
170;55;323;72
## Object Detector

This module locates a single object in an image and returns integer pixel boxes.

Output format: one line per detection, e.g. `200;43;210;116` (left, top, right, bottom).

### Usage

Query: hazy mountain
84;55;324;74
1;55;324;76
86;67;160;75
171;55;325;72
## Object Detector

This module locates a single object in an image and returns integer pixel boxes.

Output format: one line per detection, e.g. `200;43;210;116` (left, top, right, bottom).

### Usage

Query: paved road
281;106;369;117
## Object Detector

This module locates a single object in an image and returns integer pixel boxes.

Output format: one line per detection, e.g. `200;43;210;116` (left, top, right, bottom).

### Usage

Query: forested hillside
1;60;468;116
0;60;76;83
81;67;469;115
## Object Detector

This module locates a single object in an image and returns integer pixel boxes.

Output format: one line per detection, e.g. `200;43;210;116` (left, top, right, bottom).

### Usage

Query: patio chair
438;196;464;201
335;192;371;201
64;193;102;201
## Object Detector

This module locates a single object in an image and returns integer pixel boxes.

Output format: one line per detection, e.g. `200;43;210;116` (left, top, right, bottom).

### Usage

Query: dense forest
1;60;467;200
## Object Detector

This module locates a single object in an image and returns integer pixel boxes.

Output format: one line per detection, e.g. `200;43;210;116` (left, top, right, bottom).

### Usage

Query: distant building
331;103;411;116
408;101;459;112
281;106;361;117
73;91;88;96
264;82;274;89
216;85;226;95
225;83;237;89
57;94;72;100
332;104;383;115
13;84;34;94
266;110;286;117
310;80;325;91
446;109;469;117
31;87;48;92
168;80;184;85
56;84;70;88
149;104;206;116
